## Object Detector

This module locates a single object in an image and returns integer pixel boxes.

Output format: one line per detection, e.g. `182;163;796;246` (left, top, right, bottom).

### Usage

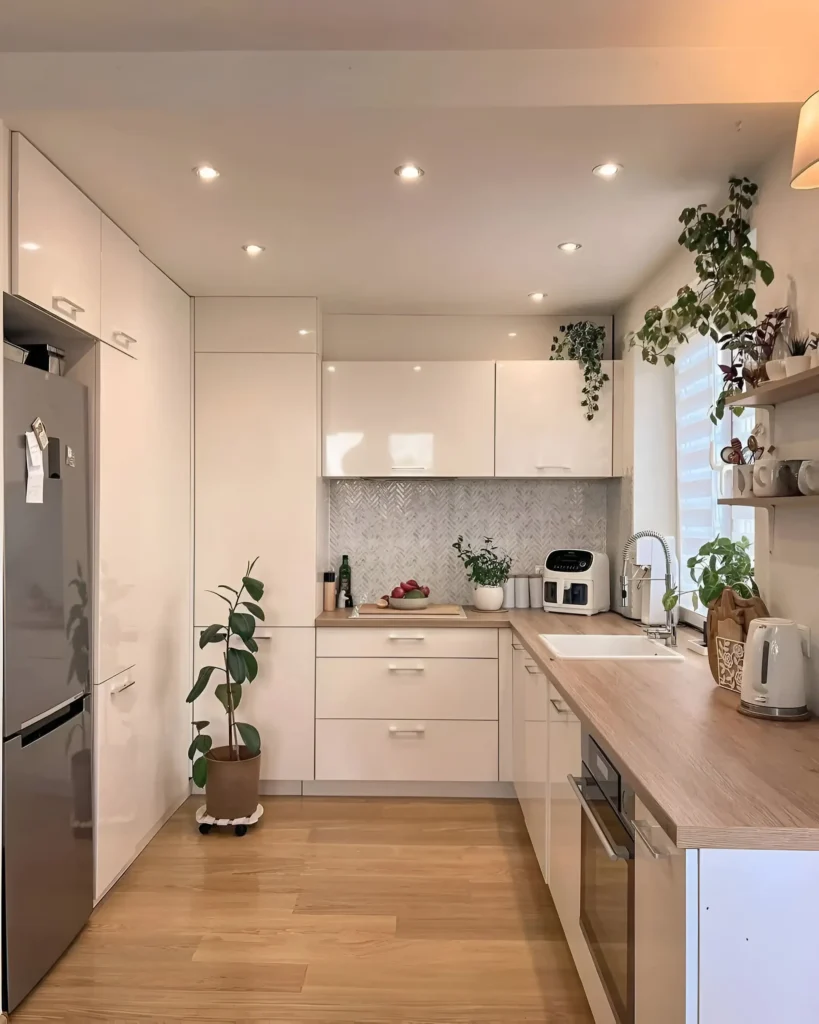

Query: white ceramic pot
798;460;819;496
753;459;802;497
811;350;819;370
765;358;787;381
784;355;812;376
473;585;504;611
731;464;754;497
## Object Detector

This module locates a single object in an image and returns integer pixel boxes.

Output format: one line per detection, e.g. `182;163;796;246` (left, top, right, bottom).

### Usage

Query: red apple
422;586;430;597
391;586;406;599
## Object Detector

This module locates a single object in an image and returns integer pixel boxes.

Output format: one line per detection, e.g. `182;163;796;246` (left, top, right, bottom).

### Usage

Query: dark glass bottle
338;554;353;608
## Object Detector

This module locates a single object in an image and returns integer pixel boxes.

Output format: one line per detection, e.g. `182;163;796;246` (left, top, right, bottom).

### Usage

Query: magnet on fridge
31;416;49;450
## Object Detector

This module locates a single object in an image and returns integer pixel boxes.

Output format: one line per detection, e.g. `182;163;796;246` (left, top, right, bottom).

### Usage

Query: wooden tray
357;603;465;618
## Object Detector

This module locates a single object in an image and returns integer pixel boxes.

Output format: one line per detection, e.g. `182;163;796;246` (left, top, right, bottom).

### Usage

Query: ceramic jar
765;359;787;381
784;355;812;376
798;460;819;496
731;464;755;497
753;459;803;497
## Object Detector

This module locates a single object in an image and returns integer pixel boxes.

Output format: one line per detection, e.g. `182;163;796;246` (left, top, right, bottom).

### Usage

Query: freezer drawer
3;695;93;1012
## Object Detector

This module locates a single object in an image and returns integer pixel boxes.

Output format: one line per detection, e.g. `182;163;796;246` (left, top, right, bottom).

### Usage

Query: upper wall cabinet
194;297;319;353
323;361;496;478
100;215;142;357
495;361;614;478
11;133;101;338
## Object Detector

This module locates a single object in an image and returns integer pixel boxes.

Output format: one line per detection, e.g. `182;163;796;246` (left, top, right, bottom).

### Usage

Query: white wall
323;313;613;361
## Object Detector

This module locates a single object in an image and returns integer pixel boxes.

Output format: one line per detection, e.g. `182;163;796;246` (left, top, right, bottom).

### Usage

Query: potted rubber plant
551;321;609;421
453;536;512;611
187;558;266;819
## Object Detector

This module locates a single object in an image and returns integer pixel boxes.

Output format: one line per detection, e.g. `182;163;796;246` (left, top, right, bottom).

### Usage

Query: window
674;331;754;619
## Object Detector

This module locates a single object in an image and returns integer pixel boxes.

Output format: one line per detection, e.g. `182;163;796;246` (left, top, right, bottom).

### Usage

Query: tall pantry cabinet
193;298;321;783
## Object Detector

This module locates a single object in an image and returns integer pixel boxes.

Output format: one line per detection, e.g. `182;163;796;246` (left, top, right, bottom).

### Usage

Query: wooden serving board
358;603;465;617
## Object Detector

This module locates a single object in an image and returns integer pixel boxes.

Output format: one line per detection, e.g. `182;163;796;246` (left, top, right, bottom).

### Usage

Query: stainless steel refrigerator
3;358;93;1013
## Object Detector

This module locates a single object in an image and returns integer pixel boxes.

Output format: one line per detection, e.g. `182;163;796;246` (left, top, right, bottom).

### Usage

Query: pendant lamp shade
791;90;819;189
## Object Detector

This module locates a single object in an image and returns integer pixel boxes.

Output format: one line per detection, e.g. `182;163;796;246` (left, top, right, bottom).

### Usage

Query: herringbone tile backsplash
327;479;607;605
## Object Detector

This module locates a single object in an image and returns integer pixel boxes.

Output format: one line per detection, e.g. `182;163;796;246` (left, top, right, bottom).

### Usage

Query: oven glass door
577;771;634;1024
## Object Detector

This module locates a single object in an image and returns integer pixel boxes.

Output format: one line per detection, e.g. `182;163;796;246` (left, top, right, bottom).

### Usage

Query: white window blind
674;331;754;615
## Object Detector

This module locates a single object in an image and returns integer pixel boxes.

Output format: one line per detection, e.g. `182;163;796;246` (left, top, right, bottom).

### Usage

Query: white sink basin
539;633;684;661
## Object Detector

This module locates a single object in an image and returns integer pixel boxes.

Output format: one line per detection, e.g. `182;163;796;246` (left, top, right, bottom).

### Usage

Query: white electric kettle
740;618;811;721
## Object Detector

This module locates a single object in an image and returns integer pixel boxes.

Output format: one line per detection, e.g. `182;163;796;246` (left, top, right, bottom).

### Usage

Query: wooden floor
14;797;593;1023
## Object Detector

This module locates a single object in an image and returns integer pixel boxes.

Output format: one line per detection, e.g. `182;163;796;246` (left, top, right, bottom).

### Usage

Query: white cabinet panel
194;297;319;353
322;361;495;477
316;719;498;782
513;645;547;878
195;353;319;627
316;657;498;720
512;645;527;805
94;666;139;901
317;627;497;659
12;133;101;337
495;361;613;477
634;797;690;1024
101;215;142;356
194;628;315;782
98;342;143;685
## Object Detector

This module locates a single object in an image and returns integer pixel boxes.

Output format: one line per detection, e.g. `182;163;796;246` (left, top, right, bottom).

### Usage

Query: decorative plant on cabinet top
187;558;265;788
551;321;609;421
628;177;775;419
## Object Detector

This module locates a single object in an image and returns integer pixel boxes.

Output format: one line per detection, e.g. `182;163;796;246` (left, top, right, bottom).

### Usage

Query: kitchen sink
538;633;684;661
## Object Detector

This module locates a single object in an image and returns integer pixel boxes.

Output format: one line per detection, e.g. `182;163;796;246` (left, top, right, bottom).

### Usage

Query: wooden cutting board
358;603;464;617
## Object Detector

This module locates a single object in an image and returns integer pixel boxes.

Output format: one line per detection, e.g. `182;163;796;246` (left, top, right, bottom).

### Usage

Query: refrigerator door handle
20;693;85;746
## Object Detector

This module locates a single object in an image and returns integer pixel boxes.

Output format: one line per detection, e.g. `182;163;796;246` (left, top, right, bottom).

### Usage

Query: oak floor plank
13;796;592;1023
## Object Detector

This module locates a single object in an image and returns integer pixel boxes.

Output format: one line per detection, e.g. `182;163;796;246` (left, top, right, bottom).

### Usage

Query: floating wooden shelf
718;495;819;509
726;365;819;408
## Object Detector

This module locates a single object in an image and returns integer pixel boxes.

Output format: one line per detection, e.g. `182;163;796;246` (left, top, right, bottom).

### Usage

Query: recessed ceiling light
298;329;310;335
395;163;424;181
593;162;622;179
557;241;582;252
326;365;336;373
508;332;517;337
193;164;220;181
21;241;40;251
242;244;265;256
529;292;546;302
413;365;422;372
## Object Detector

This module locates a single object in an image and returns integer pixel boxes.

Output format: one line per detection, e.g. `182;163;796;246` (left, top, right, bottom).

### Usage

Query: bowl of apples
386;580;431;610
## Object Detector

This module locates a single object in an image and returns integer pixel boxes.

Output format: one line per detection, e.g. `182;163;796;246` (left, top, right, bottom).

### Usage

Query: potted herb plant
187;558;266;819
453;536;512;611
784;335;813;376
551;321;609;421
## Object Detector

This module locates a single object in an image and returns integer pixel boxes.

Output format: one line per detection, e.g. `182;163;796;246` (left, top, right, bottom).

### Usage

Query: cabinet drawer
315;719;498;782
317;627;497;659
316;658;498;720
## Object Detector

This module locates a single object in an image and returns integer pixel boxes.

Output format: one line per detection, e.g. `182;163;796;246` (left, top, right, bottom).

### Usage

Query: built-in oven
569;733;635;1024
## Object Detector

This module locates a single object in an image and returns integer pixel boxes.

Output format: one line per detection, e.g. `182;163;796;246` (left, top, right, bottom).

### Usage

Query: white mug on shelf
798;460;819;496
753;459;802;497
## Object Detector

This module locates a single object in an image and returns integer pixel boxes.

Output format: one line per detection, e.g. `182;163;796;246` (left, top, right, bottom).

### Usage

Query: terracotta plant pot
204;745;261;819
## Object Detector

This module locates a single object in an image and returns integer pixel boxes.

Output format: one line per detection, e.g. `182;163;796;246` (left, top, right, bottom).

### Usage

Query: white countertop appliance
740;618;811;721
542;549;610;616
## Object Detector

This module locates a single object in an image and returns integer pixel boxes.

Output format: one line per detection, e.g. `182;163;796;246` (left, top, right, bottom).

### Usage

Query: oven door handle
567;774;631;862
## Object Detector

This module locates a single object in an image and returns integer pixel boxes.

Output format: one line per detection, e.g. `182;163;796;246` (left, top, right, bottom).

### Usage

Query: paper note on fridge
25;430;44;503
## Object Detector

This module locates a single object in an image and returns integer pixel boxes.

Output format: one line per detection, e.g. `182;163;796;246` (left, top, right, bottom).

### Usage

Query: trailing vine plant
551;321;609;421
628;177;774;419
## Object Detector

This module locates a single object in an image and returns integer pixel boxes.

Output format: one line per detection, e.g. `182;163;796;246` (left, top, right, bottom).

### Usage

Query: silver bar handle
567;774;630;862
391;465;427;472
387;634;425;641
20;691;85;731
550;697;569;715
535;464;571;471
632;819;665;859
389;724;425;736
111;677;137;696
511;642;524;650
52;295;85;315
524;663;541;675
388;664;425;673
113;331;138;346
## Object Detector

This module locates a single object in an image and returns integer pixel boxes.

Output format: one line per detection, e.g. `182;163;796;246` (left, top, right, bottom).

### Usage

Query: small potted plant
784;335;814;376
187;558;266;820
453;536;512;611
551;321;609;421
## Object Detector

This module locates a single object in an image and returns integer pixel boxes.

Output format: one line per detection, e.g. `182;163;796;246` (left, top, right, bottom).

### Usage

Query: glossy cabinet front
101;215;142;356
322;361;495;477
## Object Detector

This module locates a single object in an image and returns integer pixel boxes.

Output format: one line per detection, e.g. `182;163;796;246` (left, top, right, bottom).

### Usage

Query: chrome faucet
620;530;677;647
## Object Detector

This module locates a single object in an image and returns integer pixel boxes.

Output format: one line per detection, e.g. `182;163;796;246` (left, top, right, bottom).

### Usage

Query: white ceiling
7;105;797;313
2;0;819;51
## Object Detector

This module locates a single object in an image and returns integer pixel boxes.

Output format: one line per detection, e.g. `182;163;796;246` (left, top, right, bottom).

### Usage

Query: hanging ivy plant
551;321;609;421
628;176;774;418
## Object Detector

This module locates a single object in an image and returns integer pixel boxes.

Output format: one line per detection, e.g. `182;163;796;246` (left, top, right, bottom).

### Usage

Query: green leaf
229;611;256;641
242;601;265;621
193;720;210;732
758;260;774;286
206;589;234;606
187;664;220;703
242;577;264;601
188;733;212;760
199;623;226;649
192;755;208;788
662;589;679;612
226;647;247;683
244;636;259;653
217;585;239;595
215;680;242;712
240;649;258;682
236;722;261;755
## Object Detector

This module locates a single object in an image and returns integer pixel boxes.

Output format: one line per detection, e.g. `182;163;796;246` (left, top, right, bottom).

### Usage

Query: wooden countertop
318;605;819;851
316;607;513;628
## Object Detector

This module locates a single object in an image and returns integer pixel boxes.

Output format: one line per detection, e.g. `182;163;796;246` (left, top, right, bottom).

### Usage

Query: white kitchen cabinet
97;342;143;685
194;628;315;782
322;361;495;477
94;666;139;901
495;360;613;477
317;626;497;660
634;797;689;1024
512;644;527;807
523;656;548;878
194;296;319;353
100;215;142;356
195;353;319;627
11;133;101;337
